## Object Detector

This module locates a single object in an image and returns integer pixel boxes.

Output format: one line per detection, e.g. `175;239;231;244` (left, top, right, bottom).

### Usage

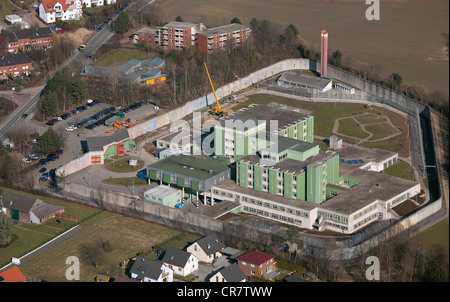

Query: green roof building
146;154;231;193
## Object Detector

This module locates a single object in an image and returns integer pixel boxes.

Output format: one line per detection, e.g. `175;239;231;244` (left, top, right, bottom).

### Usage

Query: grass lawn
380;160;414;181
354;113;388;125
92;46;156;67
104;157;145;173
240;94;411;157
18;211;181;282
0;187;101;268
0;228;50;267
364;123;399;141
337;118;370;141
102;177;148;187
413;217;449;255
392;199;419;217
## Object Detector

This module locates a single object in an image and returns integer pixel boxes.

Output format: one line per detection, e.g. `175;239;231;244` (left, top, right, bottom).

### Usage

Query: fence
57;58;443;259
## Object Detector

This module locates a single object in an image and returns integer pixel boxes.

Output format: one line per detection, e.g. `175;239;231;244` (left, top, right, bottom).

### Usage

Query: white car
66;125;77;131
56;117;63;121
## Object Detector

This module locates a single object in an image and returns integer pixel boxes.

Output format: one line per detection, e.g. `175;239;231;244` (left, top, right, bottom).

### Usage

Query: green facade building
214;104;314;161
236;135;341;205
143;185;182;207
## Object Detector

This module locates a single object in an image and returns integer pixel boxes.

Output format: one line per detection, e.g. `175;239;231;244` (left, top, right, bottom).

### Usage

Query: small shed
143;185;182;208
5;15;22;25
329;135;342;149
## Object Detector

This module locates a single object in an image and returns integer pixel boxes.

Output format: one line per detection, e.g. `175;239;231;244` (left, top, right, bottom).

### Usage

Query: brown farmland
155;0;449;96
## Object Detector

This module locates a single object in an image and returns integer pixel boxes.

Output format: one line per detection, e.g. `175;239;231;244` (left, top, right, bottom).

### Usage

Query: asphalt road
0;0;155;142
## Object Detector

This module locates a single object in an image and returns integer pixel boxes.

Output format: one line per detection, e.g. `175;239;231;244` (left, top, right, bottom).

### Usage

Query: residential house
236;249;277;279
0;27;53;54
0;53;32;80
209;263;247;282
39;0;83;24
1;190;65;224
161;247;198;277
129;256;173;282
82;0;117;8
186;234;226;263
0;266;27;282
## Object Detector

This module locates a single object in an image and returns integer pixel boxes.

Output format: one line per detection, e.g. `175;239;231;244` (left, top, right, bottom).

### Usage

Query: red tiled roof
41;0;81;13
236;250;274;265
0;266;27;282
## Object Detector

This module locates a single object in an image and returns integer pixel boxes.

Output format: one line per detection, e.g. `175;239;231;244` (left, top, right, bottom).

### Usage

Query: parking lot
26;99;159;188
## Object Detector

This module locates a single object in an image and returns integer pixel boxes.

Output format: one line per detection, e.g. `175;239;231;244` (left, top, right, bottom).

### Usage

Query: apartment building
39;0;83;24
159;21;206;50
0;53;32;80
133;21;251;53
197;23;251;54
0;27;53;54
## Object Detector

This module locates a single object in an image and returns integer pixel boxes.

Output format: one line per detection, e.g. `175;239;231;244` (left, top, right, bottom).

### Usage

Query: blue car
175;203;184;209
97;26;103;32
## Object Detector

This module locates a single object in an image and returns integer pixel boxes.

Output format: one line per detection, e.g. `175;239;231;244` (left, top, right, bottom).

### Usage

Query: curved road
0;0;155;141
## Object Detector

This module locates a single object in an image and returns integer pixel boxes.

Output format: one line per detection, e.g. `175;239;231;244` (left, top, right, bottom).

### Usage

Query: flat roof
240;150;336;174
320;168;419;215
134;26;159;35
144;185;179;198
198;23;249;37
163;21;199;30
219;104;310;131
148;154;230;180
334;145;397;174
278;71;332;91
214;180;317;211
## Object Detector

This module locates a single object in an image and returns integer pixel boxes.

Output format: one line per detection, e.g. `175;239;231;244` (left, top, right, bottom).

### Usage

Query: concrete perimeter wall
58;58;443;259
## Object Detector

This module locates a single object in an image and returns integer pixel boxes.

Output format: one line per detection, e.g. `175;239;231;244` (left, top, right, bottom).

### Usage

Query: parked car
57;29;66;34
175;203;184;209
39;167;47;173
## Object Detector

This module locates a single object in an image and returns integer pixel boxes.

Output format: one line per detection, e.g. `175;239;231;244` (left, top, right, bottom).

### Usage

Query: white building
129;256;173;282
39;0;116;24
39;0;83;24
5;15;22;25
161;247;198;277
186;234;226;263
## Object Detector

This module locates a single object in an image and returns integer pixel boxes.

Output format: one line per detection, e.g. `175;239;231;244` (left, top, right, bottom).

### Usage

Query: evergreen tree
70;75;86;105
115;11;130;34
42;90;57;117
37;128;64;154
231;17;241;24
0;212;13;246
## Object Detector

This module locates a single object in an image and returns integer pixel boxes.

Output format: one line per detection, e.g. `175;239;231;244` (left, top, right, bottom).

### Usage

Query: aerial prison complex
145;103;421;234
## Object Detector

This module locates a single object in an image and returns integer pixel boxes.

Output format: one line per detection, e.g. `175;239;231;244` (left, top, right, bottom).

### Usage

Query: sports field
155;0;449;96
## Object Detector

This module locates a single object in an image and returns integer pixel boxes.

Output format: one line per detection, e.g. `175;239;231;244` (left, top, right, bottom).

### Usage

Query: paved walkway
332;113;401;145
0;225;83;273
